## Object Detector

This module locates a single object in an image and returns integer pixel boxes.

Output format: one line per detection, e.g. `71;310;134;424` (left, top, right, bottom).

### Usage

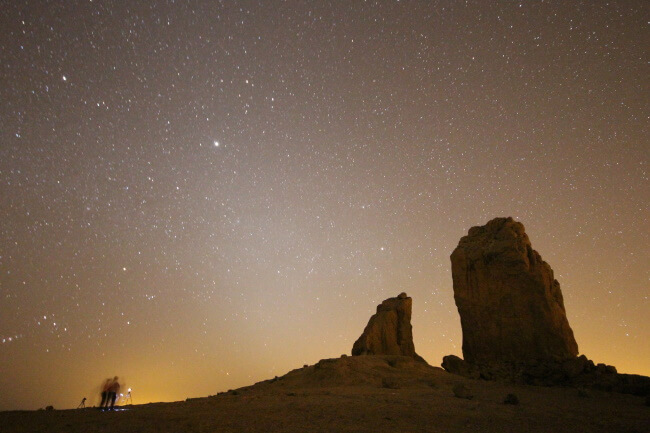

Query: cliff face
450;217;578;364
352;293;425;362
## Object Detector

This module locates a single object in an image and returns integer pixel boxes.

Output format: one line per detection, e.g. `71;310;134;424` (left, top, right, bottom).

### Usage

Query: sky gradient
1;0;648;411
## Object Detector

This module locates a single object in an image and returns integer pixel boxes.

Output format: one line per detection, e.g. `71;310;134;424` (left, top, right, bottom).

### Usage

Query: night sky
1;0;648;411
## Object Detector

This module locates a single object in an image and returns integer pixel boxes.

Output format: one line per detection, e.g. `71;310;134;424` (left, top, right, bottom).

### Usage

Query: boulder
352;293;425;362
561;355;592;378
450;217;578;364
441;355;479;379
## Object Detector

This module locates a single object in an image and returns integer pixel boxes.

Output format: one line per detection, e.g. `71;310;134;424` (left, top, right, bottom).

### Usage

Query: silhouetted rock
561;355;593;378
352;293;425;362
450;217;578;364
442;355;479;379
441;352;650;396
596;363;617;375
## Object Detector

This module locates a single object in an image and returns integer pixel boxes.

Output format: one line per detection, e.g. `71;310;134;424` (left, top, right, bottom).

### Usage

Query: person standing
108;376;120;410
99;378;111;410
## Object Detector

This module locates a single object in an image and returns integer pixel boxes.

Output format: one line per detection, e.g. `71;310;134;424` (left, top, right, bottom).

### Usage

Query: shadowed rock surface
450;217;578;364
352;293;425;362
441;353;650;396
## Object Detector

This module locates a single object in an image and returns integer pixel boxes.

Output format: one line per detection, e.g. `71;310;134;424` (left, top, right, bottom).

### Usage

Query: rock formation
352;293;425;362
441;355;479;380
450;217;578;364
443;218;650;396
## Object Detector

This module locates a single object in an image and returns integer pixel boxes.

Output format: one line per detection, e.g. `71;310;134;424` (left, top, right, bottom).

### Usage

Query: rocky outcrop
441;353;650;395
450;217;578;364
444;217;650;396
442;355;479;380
352;293;425;362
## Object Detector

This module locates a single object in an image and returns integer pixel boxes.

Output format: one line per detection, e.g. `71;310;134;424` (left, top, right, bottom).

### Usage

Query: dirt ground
1;356;648;433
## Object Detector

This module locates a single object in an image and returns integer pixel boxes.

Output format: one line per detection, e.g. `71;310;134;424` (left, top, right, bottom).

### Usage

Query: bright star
214;141;220;147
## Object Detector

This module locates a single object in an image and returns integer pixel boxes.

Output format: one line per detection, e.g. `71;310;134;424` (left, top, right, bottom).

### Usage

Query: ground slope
1;356;647;433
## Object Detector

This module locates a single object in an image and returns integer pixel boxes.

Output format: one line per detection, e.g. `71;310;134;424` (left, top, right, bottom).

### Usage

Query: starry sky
0;0;648;411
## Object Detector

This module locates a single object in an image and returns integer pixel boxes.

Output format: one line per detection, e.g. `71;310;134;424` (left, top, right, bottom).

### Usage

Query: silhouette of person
99;378;112;410
108;376;120;410
77;397;86;408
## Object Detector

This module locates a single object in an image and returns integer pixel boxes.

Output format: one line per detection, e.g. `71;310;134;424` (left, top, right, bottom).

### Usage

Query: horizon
1;0;647;412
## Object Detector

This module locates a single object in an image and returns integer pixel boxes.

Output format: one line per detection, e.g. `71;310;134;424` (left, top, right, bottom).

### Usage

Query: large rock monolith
450;217;578;364
352;293;425;362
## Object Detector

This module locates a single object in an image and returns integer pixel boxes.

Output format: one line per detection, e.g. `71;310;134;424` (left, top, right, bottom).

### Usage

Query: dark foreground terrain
1;356;647;433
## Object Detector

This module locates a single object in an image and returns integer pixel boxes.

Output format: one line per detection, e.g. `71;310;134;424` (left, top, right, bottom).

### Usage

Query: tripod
77;397;86;409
